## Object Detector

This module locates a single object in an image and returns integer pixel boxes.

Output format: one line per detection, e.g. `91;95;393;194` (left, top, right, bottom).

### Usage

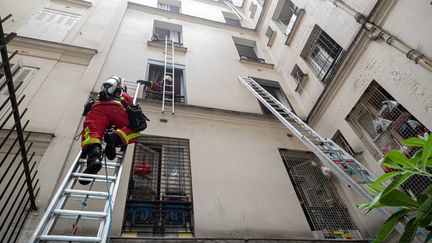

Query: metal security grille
123;135;193;237
347;81;430;195
279;150;356;234
0;14;40;242
301;25;343;83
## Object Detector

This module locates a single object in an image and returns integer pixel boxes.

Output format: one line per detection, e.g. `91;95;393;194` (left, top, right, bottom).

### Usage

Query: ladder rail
162;36;168;113
31;82;145;242
239;77;375;199
238;76;403;227
29;152;83;242
171;38;175;114
100;155;124;243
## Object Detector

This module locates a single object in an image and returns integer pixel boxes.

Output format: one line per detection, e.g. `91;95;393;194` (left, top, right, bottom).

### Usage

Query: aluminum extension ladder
29;82;145;242
238;76;406;233
28;149;124;242
162;36;175;114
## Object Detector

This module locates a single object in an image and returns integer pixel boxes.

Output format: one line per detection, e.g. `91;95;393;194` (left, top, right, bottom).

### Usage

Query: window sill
239;58;274;69
147;40;188;53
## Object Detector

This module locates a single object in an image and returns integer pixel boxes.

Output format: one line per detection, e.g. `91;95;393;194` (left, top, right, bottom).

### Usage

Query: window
0;62;38;96
143;61;186;104
332;131;356;157
290;64;307;92
17;8;80;43
279;150;361;239
265;26;276;47
157;0;181;13
123;135;193;236
300;25;343;83
223;11;242;27
233;37;266;64
272;0;303;42
151;20;183;47
347;81;430;195
249;2;257;18
252;77;293;115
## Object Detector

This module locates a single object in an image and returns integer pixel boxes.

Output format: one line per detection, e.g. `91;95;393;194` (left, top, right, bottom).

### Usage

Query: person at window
79;75;159;185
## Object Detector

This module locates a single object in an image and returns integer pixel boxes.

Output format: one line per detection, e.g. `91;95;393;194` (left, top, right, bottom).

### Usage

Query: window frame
222;11;242;27
252;77;294;115
346;81;431;195
141;60;186;104
279;149;358;236
249;2;257;19
300;25;343;83
233;37;267;64
0;61;38;96
151;20;183;47
17;8;80;43
290;64;308;92
157;0;181;13
124;136;193;236
265;26;277;47
272;0;304;44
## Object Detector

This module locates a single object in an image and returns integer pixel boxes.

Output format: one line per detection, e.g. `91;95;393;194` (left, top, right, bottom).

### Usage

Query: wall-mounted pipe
330;0;432;72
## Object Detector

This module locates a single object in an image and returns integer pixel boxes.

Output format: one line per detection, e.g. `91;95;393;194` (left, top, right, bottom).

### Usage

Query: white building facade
0;0;430;241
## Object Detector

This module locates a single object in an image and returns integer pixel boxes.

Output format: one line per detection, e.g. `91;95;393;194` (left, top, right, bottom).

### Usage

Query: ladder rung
39;235;102;242
53;209;106;219
64;189;109;198
72;172;117;181
78;159;120;168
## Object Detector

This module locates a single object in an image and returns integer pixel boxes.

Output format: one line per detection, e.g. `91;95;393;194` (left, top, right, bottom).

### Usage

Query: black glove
83;98;95;116
137;80;152;86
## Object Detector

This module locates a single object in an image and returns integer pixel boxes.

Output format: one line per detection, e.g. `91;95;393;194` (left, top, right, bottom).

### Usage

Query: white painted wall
98;8;285;114
109;104;313;237
256;0;378;118
4;0;430;240
309;0;432;236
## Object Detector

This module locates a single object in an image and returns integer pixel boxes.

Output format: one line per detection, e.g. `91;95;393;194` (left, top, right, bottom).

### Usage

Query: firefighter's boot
104;131;122;160
79;144;102;185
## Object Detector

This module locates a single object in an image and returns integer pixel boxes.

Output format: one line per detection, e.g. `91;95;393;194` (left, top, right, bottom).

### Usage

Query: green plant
358;134;432;242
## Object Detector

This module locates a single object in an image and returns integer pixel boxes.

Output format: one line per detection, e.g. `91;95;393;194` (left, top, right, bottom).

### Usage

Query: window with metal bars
346;81;431;195
300;25;343;83
279;149;360;239
123;135;193;236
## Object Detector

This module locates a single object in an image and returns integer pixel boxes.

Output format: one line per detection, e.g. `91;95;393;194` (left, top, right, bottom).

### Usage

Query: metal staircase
162;36;175;114
238;76;406;232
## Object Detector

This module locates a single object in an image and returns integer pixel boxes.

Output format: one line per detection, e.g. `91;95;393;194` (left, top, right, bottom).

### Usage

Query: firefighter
79;75;159;185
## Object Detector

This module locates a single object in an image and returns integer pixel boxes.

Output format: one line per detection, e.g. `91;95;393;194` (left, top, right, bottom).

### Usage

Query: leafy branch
358;134;432;242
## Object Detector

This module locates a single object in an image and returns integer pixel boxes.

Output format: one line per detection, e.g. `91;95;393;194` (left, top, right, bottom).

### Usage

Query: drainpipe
330;0;432;72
